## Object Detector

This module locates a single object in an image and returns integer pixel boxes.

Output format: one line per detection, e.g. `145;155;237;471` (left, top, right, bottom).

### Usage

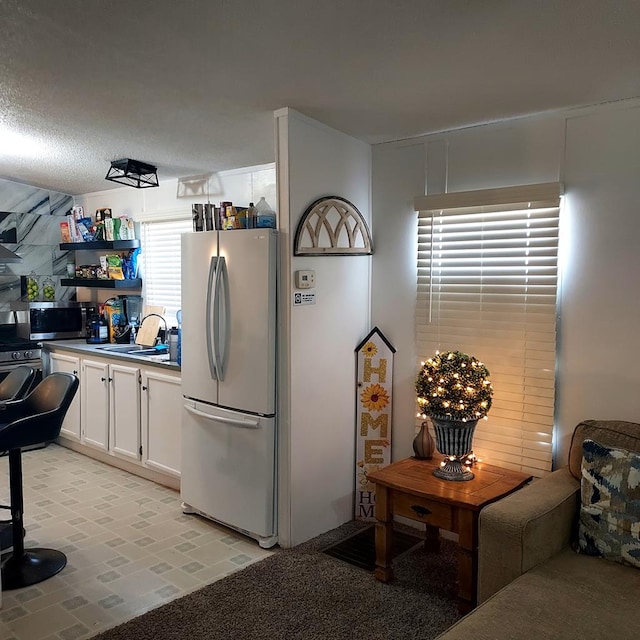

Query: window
414;183;562;475
140;218;192;327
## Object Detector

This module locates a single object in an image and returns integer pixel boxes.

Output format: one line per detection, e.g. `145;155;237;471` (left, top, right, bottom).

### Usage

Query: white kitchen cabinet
49;352;81;440
81;358;110;451
141;367;182;477
109;363;142;461
80;358;141;457
48;346;181;487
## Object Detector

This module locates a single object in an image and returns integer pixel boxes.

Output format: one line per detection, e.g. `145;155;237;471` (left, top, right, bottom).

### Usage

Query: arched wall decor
294;196;373;256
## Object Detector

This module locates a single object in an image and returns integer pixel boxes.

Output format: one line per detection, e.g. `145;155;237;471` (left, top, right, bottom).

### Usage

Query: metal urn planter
431;416;478;481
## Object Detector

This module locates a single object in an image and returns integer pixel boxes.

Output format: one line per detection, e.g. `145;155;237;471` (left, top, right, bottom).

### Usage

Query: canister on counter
204;204;215;231
168;327;179;362
192;204;204;231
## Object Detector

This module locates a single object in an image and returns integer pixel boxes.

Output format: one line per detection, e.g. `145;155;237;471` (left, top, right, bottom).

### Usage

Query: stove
0;334;42;364
0;326;42;368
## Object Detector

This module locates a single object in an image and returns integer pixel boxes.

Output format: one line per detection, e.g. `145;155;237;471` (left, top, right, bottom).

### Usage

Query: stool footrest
1;548;67;590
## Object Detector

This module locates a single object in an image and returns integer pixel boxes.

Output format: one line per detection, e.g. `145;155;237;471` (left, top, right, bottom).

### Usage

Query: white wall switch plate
295;269;315;289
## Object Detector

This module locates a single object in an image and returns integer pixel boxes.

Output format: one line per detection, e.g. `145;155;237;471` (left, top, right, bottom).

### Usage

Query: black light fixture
105;158;159;189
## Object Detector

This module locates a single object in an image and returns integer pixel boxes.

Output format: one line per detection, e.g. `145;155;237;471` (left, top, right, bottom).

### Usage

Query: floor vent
322;524;422;571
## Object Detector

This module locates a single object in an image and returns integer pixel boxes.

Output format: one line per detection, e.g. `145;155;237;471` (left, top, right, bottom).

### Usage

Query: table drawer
392;492;453;529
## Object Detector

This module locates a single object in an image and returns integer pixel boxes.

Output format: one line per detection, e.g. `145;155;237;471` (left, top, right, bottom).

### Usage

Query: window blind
140;218;192;327
414;183;562;476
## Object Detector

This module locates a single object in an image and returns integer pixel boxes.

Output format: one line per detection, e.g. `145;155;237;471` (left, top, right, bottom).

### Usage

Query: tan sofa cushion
437;548;640;640
568;420;640;479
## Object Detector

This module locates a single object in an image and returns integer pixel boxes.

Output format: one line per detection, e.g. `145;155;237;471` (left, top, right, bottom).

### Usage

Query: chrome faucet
140;313;168;345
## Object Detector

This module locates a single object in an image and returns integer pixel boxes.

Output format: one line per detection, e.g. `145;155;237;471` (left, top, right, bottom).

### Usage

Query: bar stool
0;366;37;552
0;366;36;406
0;372;79;590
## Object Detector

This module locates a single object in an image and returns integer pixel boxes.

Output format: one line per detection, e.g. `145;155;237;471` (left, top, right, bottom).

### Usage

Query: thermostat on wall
295;269;315;289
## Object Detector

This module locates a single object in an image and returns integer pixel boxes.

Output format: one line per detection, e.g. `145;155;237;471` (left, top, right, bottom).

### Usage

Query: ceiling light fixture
105;158;159;189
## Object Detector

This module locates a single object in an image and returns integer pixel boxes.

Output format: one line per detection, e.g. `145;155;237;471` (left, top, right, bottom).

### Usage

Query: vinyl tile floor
0;444;273;640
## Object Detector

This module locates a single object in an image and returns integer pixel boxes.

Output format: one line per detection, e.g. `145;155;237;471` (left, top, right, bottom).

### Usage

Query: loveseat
437;419;640;640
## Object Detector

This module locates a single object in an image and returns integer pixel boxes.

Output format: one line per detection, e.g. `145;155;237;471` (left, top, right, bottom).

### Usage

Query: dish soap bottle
176;309;182;365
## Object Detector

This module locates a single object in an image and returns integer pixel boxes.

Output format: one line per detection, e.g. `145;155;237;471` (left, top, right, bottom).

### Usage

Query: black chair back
0;366;36;403
0;371;79;589
0;372;79;451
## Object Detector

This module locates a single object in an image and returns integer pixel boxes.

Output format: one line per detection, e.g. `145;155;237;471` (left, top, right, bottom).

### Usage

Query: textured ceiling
1;0;640;195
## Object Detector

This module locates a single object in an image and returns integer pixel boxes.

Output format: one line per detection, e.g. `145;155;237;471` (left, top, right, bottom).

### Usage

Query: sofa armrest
477;467;579;603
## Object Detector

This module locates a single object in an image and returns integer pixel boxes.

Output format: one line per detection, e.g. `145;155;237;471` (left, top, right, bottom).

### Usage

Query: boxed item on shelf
76;265;99;279
60;221;71;242
106;254;124;280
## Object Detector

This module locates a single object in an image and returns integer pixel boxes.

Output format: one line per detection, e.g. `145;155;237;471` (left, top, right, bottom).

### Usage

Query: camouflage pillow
578;439;640;568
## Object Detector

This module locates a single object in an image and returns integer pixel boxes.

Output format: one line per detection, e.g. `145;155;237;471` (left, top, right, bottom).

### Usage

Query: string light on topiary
415;350;494;481
415;350;493;423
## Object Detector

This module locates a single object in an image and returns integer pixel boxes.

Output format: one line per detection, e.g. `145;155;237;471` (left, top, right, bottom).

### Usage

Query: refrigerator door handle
184;404;261;428
206;256;220;380
216;256;230;381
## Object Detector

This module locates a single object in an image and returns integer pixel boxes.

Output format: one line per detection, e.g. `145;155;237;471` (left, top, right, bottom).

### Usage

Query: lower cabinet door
141;368;182;477
50;352;81;440
109;363;141;461
81;358;110;451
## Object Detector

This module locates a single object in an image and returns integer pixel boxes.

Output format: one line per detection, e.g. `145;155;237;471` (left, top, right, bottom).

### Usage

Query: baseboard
56;437;180;491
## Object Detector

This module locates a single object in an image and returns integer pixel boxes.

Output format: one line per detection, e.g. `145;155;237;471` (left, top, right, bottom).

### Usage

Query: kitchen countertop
43;339;181;372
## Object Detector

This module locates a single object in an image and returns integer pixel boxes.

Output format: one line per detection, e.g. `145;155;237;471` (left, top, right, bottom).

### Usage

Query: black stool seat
0;372;78;590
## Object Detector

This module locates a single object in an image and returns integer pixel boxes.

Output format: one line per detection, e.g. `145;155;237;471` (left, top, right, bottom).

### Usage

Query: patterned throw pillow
578;439;640;568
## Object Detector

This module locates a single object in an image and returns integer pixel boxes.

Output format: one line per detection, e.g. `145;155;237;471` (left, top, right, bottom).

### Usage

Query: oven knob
11;352;20;360
24;351;32;359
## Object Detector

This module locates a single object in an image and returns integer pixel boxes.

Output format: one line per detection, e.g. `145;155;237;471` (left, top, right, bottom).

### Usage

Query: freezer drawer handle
184;404;261;429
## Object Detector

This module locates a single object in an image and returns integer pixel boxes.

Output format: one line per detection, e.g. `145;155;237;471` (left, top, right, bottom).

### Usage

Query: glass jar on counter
27;272;40;302
41;276;56;301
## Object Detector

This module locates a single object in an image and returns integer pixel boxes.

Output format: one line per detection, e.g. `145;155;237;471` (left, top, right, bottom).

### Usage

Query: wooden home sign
355;327;395;520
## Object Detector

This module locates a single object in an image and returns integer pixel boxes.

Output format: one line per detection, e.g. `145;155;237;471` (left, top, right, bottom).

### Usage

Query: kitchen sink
97;344;168;356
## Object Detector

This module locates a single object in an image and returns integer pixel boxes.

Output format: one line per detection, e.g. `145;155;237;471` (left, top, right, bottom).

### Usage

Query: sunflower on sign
360;383;389;412
361;341;378;358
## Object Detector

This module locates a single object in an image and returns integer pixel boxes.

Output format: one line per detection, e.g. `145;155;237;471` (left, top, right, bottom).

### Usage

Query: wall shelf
59;240;140;251
61;278;142;289
60;241;141;289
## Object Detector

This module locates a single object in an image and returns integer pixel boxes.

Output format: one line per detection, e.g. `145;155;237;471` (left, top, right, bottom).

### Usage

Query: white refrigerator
180;228;278;548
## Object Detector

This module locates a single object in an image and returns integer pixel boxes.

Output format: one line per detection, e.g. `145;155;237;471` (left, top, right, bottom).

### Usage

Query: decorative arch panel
294;196;373;256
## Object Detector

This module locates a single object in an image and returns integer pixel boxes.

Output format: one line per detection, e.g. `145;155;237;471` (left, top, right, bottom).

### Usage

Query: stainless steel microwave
12;301;97;340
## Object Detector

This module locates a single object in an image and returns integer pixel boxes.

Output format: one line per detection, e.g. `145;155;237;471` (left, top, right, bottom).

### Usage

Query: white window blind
140;218;192;327
414;183;562;476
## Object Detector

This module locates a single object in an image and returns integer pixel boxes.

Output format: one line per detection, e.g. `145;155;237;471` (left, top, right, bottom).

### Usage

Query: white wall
371;99;640;469
370;142;426;461
557;104;640;460
276;109;372;546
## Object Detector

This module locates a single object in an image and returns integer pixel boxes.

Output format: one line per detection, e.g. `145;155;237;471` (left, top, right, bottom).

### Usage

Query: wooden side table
367;457;531;613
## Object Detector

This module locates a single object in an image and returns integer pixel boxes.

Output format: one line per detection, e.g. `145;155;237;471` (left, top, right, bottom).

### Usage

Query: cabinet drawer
392;492;452;529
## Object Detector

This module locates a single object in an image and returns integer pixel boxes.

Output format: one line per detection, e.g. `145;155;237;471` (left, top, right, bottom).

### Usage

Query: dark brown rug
92;520;461;640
